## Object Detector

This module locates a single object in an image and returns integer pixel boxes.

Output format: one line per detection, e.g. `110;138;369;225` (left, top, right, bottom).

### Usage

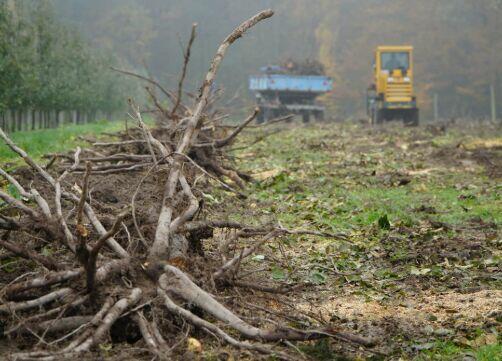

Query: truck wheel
404;109;419;127
376;109;385;124
262;108;273;123
314;110;325;122
371;110;377;125
256;108;265;124
302;112;310;123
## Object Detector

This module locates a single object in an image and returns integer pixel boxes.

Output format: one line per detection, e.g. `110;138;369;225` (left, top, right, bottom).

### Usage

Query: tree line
54;0;501;119
0;0;138;132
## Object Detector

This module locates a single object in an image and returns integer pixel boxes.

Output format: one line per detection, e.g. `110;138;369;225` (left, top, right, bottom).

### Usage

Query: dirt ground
1;119;500;360
206;119;501;360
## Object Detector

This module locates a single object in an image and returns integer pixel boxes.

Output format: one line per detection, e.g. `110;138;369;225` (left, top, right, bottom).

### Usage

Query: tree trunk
17;110;22;132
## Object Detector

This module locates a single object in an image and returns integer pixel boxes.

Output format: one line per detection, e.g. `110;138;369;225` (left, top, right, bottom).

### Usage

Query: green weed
417;341;502;361
0;119;142;163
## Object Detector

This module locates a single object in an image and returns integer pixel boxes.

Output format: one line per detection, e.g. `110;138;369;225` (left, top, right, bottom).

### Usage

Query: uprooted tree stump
0;10;373;360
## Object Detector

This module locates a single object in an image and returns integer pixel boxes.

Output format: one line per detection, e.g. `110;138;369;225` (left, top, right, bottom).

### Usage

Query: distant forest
0;0;138;119
4;0;502;118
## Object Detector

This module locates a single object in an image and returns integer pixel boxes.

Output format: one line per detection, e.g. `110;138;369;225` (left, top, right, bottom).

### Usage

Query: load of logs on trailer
249;58;333;123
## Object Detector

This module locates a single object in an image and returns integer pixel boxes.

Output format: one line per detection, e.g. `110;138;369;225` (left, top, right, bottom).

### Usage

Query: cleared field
210;120;501;360
0;119;500;360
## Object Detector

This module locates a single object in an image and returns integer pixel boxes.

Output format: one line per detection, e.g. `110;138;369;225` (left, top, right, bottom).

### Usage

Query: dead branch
130;103;171;158
0;237;63;271
159;265;364;347
0;288;73;314
93;139;146;147
182;220;247;233
54;148;82;251
169;174;199;234
15;316;93;337
3;268;82;298
195;107;259;148
214;230;279;279
75;162;91;264
0;168;32;198
0;128;128;257
173;152;244;195
0;127;55;185
73;288;142;352
59;297;114;351
76;163;150;175
228;128;283;152
111;67;176;104
158;287;280;357
5;295;89;337
134;311;171;360
182;9;274;153
129;101;158;163
248;114;294;128
160;265;372;346
78;154;151;163
171;23;197;118
0;191;39;218
80;200;129;258
83;209;129;294
145;86;170;119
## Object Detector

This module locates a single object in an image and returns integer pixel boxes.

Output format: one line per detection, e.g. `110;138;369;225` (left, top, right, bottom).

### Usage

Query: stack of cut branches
0;10;372;360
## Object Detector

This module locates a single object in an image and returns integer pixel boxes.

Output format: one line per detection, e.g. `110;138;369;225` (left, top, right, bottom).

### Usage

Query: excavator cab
367;46;419;126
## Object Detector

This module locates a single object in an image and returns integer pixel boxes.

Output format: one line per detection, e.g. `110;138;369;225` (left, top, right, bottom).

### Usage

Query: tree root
159;265;373;345
134;311;171;361
158;287;284;358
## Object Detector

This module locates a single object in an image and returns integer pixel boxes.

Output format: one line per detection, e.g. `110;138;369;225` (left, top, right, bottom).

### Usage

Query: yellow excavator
367;45;419;126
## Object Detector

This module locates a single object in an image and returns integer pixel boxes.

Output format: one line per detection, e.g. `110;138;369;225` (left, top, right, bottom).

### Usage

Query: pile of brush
0;10;371;360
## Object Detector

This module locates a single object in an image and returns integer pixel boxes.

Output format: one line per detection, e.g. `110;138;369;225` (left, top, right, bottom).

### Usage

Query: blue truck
249;65;333;123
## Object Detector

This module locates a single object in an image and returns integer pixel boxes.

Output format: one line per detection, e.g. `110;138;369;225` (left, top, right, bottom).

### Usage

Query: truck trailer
249;65;333;123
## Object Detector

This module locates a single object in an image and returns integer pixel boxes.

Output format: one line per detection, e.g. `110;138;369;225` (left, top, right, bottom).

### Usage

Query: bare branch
145;86;170;119
171;23;197;118
3;268;82;298
0;167;32;198
178;9;274;155
150;10;273;261
134;311;171;360
0;238;63;271
111;67;177;104
76;162;91;228
169;174;199;233
0;190;39;218
214;230;279;279
158;287;279;357
83;210;129;294
93;139;146;147
130;104;171;158
57;147;82;182
0;127;55;185
195;107;259;148
73;288;142;352
0;288;73;314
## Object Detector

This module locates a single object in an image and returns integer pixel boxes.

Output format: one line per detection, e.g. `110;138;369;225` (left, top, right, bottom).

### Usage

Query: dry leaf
253;169;282;180
187;337;203;353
